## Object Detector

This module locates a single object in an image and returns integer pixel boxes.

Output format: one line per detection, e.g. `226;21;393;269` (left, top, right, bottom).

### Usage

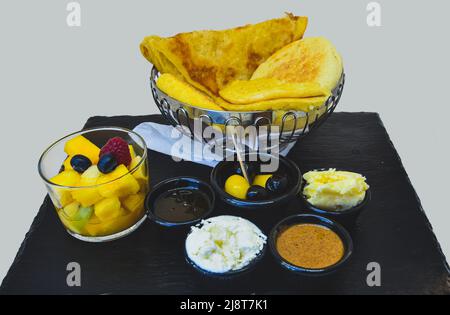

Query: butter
303;169;369;211
185;216;266;273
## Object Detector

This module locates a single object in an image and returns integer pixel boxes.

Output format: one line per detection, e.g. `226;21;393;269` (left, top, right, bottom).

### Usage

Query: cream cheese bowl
300;168;371;226
184;216;267;278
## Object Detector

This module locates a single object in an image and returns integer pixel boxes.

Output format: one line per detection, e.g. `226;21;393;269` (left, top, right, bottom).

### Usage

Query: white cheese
185;215;267;273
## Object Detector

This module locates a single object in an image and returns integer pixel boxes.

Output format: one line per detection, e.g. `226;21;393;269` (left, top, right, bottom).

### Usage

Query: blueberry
70;155;92;173
246;185;269;201
266;174;288;195
98;153;118;174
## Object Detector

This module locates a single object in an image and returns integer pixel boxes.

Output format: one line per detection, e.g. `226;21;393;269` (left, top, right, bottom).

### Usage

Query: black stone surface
1;113;449;295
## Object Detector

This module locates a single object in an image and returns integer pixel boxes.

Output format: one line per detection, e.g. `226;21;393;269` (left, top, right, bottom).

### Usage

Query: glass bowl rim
38;126;148;189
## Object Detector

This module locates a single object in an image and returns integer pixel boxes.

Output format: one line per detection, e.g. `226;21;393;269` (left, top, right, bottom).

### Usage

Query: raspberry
99;137;131;166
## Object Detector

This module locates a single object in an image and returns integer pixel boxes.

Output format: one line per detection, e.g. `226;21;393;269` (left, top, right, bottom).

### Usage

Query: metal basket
150;67;345;152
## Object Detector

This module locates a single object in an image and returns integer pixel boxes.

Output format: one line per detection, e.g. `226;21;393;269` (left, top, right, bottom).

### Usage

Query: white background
0;0;449;282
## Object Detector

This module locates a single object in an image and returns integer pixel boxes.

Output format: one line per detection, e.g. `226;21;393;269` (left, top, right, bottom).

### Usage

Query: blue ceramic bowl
145;177;215;227
184;218;267;279
210;153;302;210
269;214;353;276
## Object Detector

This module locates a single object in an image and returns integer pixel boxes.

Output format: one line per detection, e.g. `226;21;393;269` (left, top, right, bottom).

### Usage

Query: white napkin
133;122;296;167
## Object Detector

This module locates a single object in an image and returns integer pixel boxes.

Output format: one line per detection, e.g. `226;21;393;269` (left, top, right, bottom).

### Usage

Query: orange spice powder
276;224;344;269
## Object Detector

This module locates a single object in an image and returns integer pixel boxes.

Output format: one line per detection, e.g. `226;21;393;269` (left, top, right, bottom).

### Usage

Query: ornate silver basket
150;67;344;151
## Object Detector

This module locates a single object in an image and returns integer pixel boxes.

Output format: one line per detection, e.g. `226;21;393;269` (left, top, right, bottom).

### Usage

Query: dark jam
153;187;210;223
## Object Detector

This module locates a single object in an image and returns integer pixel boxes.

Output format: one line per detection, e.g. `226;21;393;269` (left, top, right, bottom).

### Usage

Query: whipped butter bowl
185;215;267;278
301;168;371;224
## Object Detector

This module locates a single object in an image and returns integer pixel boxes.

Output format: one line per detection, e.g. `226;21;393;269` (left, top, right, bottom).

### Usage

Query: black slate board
1;113;449;295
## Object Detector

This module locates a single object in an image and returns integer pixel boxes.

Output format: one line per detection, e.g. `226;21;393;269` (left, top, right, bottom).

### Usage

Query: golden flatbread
219;78;329;104
156;73;223;111
218;96;328;112
141;14;308;97
251;37;343;91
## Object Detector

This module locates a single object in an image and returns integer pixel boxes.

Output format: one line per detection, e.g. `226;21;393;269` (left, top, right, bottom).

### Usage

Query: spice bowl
145;177;215;227
269;214;353;276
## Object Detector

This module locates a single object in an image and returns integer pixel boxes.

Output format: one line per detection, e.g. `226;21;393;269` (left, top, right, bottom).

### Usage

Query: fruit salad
48;134;149;238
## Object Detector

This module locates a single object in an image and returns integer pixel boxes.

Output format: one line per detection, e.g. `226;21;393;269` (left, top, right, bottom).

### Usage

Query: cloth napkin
133;122;296;167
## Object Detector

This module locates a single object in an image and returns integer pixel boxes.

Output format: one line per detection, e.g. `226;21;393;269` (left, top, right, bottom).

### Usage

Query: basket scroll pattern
150;67;345;151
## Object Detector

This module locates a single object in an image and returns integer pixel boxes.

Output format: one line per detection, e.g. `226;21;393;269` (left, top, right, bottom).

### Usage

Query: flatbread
141;14;308;96
217;96;328;112
251;37;343;91
156;73;223;111
219;78;329;104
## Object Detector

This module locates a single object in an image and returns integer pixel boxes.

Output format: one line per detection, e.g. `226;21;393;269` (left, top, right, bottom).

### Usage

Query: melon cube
62;201;81;219
64;135;100;164
94;197;121;221
59;203;93;234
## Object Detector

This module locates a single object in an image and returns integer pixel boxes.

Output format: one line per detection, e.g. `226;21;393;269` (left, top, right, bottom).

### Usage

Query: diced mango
101;208;137;235
84;215;104;237
72;187;103;207
50;170;81;207
89;214;102;224
55;190;73;208
84;222;104;237
64;135;100;164
94;197;121;221
122;193;145;213
63;156;73;171
129;145;137;160
71;165;103;206
129;156;148;182
50;170;81;187
97;165;140;198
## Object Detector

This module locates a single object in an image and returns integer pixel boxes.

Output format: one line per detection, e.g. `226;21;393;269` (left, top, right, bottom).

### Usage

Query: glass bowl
38;127;149;242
